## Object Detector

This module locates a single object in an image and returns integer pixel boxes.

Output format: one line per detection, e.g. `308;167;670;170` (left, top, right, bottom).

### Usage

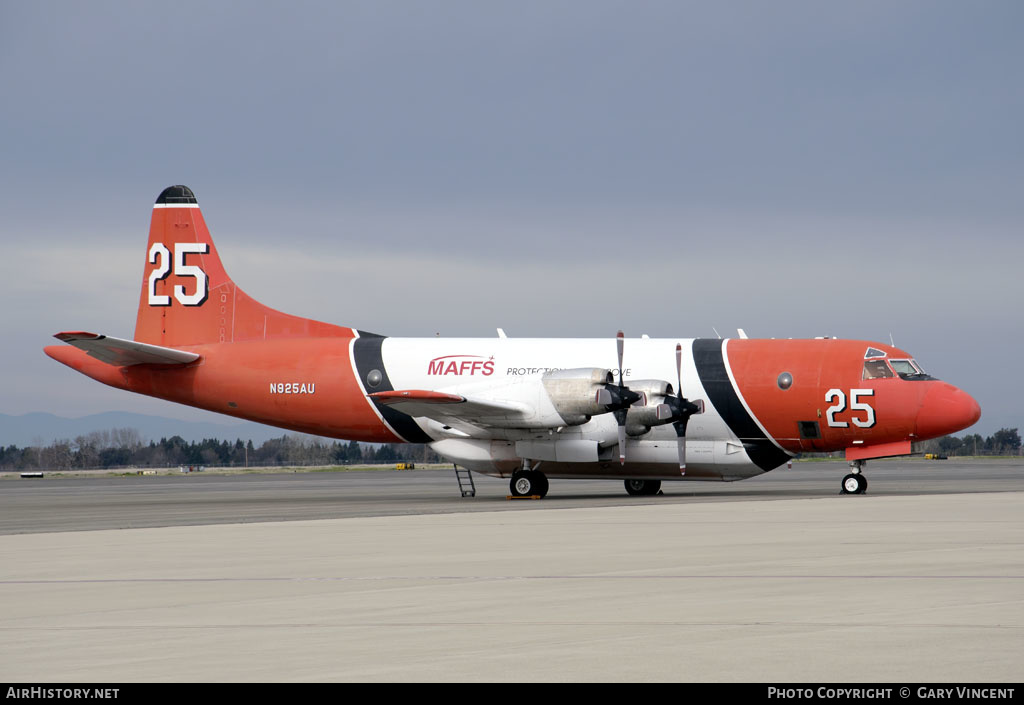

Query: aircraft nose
916;383;981;439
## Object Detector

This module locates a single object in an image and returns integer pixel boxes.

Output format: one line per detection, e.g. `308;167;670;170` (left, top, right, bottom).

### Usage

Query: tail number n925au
825;388;876;428
148;242;209;307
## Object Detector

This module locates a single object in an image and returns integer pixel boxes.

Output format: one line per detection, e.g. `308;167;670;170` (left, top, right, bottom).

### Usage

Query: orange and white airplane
45;186;981;497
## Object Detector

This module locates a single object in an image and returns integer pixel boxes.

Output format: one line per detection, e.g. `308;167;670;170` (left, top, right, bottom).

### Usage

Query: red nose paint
916;383;981;439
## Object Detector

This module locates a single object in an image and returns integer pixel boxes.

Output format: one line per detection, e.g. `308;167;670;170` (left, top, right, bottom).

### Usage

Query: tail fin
135;186;353;346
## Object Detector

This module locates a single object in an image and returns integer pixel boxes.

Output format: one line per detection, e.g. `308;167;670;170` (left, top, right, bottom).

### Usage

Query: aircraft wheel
841;473;867;495
533;472;549;498
511;473;533;497
624;479;661;496
511;471;548;498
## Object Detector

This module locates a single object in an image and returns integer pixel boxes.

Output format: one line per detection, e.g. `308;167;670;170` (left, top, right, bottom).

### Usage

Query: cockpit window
890;359;931;380
862;359;894;379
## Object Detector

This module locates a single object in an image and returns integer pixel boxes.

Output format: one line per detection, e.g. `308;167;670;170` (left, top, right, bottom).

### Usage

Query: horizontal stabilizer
53;331;200;367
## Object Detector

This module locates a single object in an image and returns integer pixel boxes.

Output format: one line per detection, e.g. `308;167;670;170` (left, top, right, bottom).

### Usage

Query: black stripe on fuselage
692;338;790;472
353;332;433;444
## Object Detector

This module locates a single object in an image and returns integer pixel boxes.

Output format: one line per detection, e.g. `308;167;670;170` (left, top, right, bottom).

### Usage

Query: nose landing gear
841;460;868;494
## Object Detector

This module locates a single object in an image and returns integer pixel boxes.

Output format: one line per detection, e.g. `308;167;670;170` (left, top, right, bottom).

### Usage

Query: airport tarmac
3;458;1024;534
1;459;1022;682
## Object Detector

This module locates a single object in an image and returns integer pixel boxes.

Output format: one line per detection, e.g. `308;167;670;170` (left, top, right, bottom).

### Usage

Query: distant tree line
3;426;1020;471
919;428;1021;457
0;428;441;471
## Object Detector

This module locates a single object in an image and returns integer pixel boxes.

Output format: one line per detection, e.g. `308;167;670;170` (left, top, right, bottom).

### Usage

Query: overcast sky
1;1;1020;435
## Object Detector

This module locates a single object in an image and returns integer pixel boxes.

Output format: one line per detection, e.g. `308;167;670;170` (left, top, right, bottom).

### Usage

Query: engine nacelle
541;368;615;426
626;379;673;401
624;379;676;436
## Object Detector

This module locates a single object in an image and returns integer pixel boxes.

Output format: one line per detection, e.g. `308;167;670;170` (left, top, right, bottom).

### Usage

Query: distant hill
0;411;304;447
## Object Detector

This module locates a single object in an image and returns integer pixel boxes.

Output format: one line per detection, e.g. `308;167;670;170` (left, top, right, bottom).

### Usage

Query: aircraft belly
525;439;762;481
507;461;726;481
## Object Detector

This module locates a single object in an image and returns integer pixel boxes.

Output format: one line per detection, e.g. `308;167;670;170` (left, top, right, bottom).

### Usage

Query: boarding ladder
454;464;476;497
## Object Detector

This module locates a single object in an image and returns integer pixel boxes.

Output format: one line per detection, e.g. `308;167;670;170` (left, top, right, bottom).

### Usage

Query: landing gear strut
510;468;549;498
841;460;868;495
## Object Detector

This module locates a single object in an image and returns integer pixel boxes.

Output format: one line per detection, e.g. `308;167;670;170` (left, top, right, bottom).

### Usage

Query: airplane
44;185;981;498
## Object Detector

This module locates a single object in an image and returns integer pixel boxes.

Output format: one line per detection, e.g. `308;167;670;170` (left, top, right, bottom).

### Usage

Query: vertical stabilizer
134;186;352;347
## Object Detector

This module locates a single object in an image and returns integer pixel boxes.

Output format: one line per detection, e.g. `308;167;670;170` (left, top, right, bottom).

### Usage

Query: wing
53;331;200;367
368;389;533;430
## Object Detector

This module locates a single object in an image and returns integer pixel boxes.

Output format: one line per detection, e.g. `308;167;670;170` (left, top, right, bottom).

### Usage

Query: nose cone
916;383;981;439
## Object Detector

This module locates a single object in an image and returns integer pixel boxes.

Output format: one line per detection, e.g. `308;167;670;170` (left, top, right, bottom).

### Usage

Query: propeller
595;331;642;464
662;343;704;475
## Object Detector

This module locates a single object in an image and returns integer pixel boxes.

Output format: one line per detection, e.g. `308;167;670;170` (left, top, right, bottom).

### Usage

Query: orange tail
135;186;352;347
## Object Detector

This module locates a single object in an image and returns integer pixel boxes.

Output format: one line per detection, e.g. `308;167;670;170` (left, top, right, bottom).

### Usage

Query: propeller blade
675;343;693;474
616;330;625;383
610;330;641;464
675;343;683;397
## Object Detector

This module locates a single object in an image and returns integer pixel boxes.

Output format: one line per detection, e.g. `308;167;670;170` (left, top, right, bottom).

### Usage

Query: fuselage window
862;359;894;379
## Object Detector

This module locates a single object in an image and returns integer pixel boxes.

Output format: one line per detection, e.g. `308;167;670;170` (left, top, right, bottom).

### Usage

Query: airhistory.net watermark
6;688;118;700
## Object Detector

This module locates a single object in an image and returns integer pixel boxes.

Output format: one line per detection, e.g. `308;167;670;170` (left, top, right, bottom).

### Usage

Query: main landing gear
510;468;549;498
841;460;868;495
624;479;661;496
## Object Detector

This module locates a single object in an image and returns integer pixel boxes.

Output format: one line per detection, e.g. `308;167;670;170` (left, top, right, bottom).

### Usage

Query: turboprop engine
540;368;617;426
622;379;676;436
